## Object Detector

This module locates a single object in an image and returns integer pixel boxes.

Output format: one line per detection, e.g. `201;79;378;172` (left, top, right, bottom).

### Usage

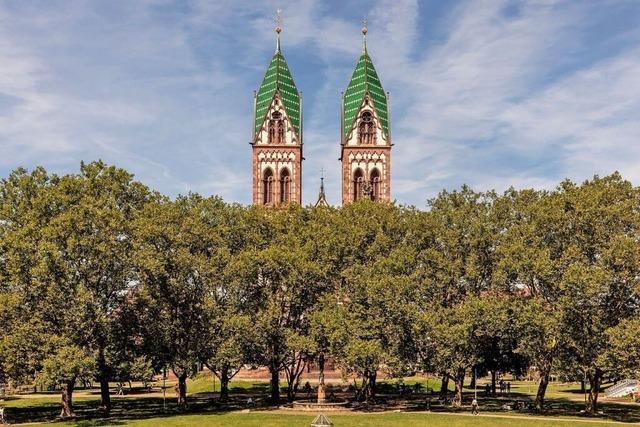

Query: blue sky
0;0;639;207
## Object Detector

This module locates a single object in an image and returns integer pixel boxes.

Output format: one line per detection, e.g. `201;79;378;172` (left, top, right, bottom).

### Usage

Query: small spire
275;9;282;52
361;17;368;53
315;168;329;207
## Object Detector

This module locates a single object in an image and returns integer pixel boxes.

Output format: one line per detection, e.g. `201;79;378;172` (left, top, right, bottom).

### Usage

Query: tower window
353;168;364;201
358;111;376;145
268;111;285;144
268;121;276;144
370;168;381;201
277;120;285;144
263;168;274;205
280;168;291;203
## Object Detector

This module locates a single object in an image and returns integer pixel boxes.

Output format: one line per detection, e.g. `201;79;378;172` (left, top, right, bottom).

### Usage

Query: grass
185;373;269;395
2;376;638;426
45;411;636;426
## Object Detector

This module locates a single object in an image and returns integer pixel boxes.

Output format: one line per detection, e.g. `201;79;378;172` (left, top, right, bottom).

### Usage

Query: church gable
254;92;299;146
254;51;301;140
342;52;389;141
344;94;389;147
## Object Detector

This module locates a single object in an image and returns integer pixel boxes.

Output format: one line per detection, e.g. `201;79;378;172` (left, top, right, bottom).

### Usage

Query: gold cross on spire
275;9;282;52
361;17;368;52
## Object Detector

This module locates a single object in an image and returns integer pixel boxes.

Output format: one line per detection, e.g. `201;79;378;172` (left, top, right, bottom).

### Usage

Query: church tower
252;15;302;205
340;21;391;204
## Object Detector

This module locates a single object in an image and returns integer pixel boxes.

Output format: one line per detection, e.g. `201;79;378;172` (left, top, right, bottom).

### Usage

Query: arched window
370;168;381;201
353;168;364;201
268;121;276;144
358;122;367;144
269;112;283;144
263;168;274;205
367;122;376;144
358;111;375;145
280;168;291;203
277;120;285;144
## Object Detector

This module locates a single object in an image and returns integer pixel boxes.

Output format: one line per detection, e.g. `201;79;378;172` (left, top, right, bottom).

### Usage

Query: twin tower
251;21;392;206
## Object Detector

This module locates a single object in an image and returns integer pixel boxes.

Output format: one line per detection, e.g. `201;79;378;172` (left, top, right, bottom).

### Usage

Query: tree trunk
535;363;551;410
440;375;449;399
60;379;76;418
220;369;230;402
177;371;188;408
368;370;377;400
98;349;111;414
99;377;111;413
470;369;476;390
269;365;280;404
491;371;497;396
453;368;465;407
585;369;603;415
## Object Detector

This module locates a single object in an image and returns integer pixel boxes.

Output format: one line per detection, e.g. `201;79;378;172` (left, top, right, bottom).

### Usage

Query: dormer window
358;111;376;145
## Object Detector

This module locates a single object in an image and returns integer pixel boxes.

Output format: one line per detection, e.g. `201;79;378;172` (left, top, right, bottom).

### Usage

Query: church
250;18;392;207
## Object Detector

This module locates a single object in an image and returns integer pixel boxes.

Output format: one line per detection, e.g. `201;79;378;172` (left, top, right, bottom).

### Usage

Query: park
1;1;640;426
1;163;640;426
2;371;640;426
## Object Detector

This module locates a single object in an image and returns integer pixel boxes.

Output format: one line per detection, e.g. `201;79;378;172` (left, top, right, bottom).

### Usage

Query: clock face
362;181;373;196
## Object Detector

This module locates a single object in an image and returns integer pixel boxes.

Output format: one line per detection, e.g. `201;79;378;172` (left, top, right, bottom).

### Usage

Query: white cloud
0;0;638;207
386;0;640;205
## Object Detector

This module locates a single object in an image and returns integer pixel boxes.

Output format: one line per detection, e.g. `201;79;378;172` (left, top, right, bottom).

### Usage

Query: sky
0;0;639;207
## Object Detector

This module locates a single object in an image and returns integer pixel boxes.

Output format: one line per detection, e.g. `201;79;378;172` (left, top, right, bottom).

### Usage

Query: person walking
471;397;479;415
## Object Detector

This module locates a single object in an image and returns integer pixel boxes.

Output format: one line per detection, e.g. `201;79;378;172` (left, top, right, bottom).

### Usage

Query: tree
494;187;563;408
0;163;151;416
36;344;95;417
312;201;415;401
601;319;640;380
0;168;56;389
412;187;502;396
416;298;483;407
199;204;257;402
514;297;562;409
524;174;639;414
133;195;225;407
230;205;333;403
38;162;151;414
203;312;255;401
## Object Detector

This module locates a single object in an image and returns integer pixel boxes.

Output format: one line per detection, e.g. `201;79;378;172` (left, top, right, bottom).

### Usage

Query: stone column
317;353;326;403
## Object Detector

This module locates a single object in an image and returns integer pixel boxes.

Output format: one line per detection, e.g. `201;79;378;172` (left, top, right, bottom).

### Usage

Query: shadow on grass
4;384;640;426
398;390;640;424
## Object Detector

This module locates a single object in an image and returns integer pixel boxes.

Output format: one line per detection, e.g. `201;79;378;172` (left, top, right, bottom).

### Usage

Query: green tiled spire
254;45;301;140
342;47;389;140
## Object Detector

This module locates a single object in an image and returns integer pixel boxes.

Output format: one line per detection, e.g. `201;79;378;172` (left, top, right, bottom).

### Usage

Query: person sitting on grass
246;397;256;408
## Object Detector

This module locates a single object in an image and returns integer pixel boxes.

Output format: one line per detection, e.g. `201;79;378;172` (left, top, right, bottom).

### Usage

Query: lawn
50;411;635;426
2;376;639;426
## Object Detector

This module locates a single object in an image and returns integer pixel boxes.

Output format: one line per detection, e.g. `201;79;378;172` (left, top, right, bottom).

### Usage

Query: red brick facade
252;145;302;205
340;146;391;204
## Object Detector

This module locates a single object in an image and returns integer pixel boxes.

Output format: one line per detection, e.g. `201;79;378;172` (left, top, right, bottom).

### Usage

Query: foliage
0;164;639;418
